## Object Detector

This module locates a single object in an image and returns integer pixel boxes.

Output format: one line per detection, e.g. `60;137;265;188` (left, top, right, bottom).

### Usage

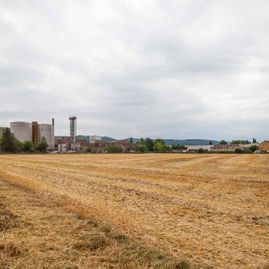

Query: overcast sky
0;0;269;140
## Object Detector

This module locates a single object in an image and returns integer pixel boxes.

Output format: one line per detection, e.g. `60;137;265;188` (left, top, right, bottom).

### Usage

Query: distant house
259;141;269;152
241;143;259;149
211;144;241;152
90;135;102;143
186;145;214;152
111;140;132;152
57;143;69;153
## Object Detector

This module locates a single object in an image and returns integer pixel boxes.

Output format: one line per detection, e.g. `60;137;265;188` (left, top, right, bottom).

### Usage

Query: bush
105;145;123;153
36;137;48;153
145;138;154;152
84;147;92;153
235;148;244;154
135;144;148;153
249;145;258;152
172;144;187;150
23;141;35;153
0;129;22;153
243;148;252;153
153;140;167;152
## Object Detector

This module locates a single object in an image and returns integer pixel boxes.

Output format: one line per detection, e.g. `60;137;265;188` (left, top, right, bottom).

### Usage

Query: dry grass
0;153;268;268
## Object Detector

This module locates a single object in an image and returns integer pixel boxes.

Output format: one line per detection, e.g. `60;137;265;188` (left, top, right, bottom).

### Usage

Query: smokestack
52;118;55;126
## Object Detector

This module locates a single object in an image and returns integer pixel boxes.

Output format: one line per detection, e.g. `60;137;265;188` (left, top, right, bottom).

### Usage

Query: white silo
39;124;55;150
10;122;32;142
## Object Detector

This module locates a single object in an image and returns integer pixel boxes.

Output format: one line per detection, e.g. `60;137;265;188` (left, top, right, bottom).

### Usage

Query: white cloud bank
0;0;269;140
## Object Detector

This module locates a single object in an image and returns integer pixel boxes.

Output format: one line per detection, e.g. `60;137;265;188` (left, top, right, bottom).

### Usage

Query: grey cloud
0;0;269;140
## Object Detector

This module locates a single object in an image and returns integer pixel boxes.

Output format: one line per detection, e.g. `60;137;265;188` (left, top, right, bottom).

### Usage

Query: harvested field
0;153;268;268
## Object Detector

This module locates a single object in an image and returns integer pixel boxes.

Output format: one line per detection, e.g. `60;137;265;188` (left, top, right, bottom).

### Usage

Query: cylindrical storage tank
39;124;55;150
10;122;32;142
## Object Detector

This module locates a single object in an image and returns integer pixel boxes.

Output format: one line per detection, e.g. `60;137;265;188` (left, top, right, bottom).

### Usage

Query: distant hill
101;136;118;143
163;139;219;146
61;136;219;146
123;138;219;146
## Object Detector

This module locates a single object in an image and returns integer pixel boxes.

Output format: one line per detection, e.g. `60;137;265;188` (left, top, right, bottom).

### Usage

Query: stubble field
0;153;268;269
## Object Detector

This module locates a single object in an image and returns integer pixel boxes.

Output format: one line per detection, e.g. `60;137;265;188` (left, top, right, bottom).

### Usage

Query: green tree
219;140;228;145
130;137;133;144
23;141;35;153
249;145;258;152
172;144;186;150
252;138;257;144
145;138;154;152
209;141;213;145
36;137;48;153
84;147;92;153
232;140;250;145
105;145;123;153
136;143;148;153
154;138;165;144
197;148;205;153
153;139;167;152
0;128;22;153
235;148;244;154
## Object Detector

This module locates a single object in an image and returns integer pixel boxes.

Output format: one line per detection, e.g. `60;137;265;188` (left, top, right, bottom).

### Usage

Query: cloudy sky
0;0;269;140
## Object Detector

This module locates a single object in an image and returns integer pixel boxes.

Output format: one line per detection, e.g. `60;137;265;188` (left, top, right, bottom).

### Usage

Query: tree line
134;138;171;153
0;128;48;153
88;138;171;153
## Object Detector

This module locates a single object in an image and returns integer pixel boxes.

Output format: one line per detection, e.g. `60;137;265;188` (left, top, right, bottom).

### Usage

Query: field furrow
0;154;268;268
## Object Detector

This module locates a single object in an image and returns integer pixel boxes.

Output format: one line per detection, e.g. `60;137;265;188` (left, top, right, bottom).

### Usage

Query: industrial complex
0;117;80;152
9;119;55;149
0;116;111;152
0;116;269;153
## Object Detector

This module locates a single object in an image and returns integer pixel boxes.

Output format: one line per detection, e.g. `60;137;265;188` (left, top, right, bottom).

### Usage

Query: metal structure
39;123;55;150
32;122;39;144
69;116;77;143
10;122;32;142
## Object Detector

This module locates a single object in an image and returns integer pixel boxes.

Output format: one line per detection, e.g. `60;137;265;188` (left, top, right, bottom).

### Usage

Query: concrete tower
69;116;77;143
10;122;32;142
39;124;55;150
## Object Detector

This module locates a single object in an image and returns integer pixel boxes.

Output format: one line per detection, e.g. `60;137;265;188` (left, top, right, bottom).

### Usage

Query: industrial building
56;116;109;152
10;122;32;142
211;144;241;152
90;135;102;143
9;119;55;150
259;141;269;152
74;135;102;144
186;145;214;152
39;123;55;149
69;116;77;143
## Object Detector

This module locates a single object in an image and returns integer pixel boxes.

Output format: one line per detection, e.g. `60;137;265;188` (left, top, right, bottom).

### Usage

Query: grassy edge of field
0;169;192;269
